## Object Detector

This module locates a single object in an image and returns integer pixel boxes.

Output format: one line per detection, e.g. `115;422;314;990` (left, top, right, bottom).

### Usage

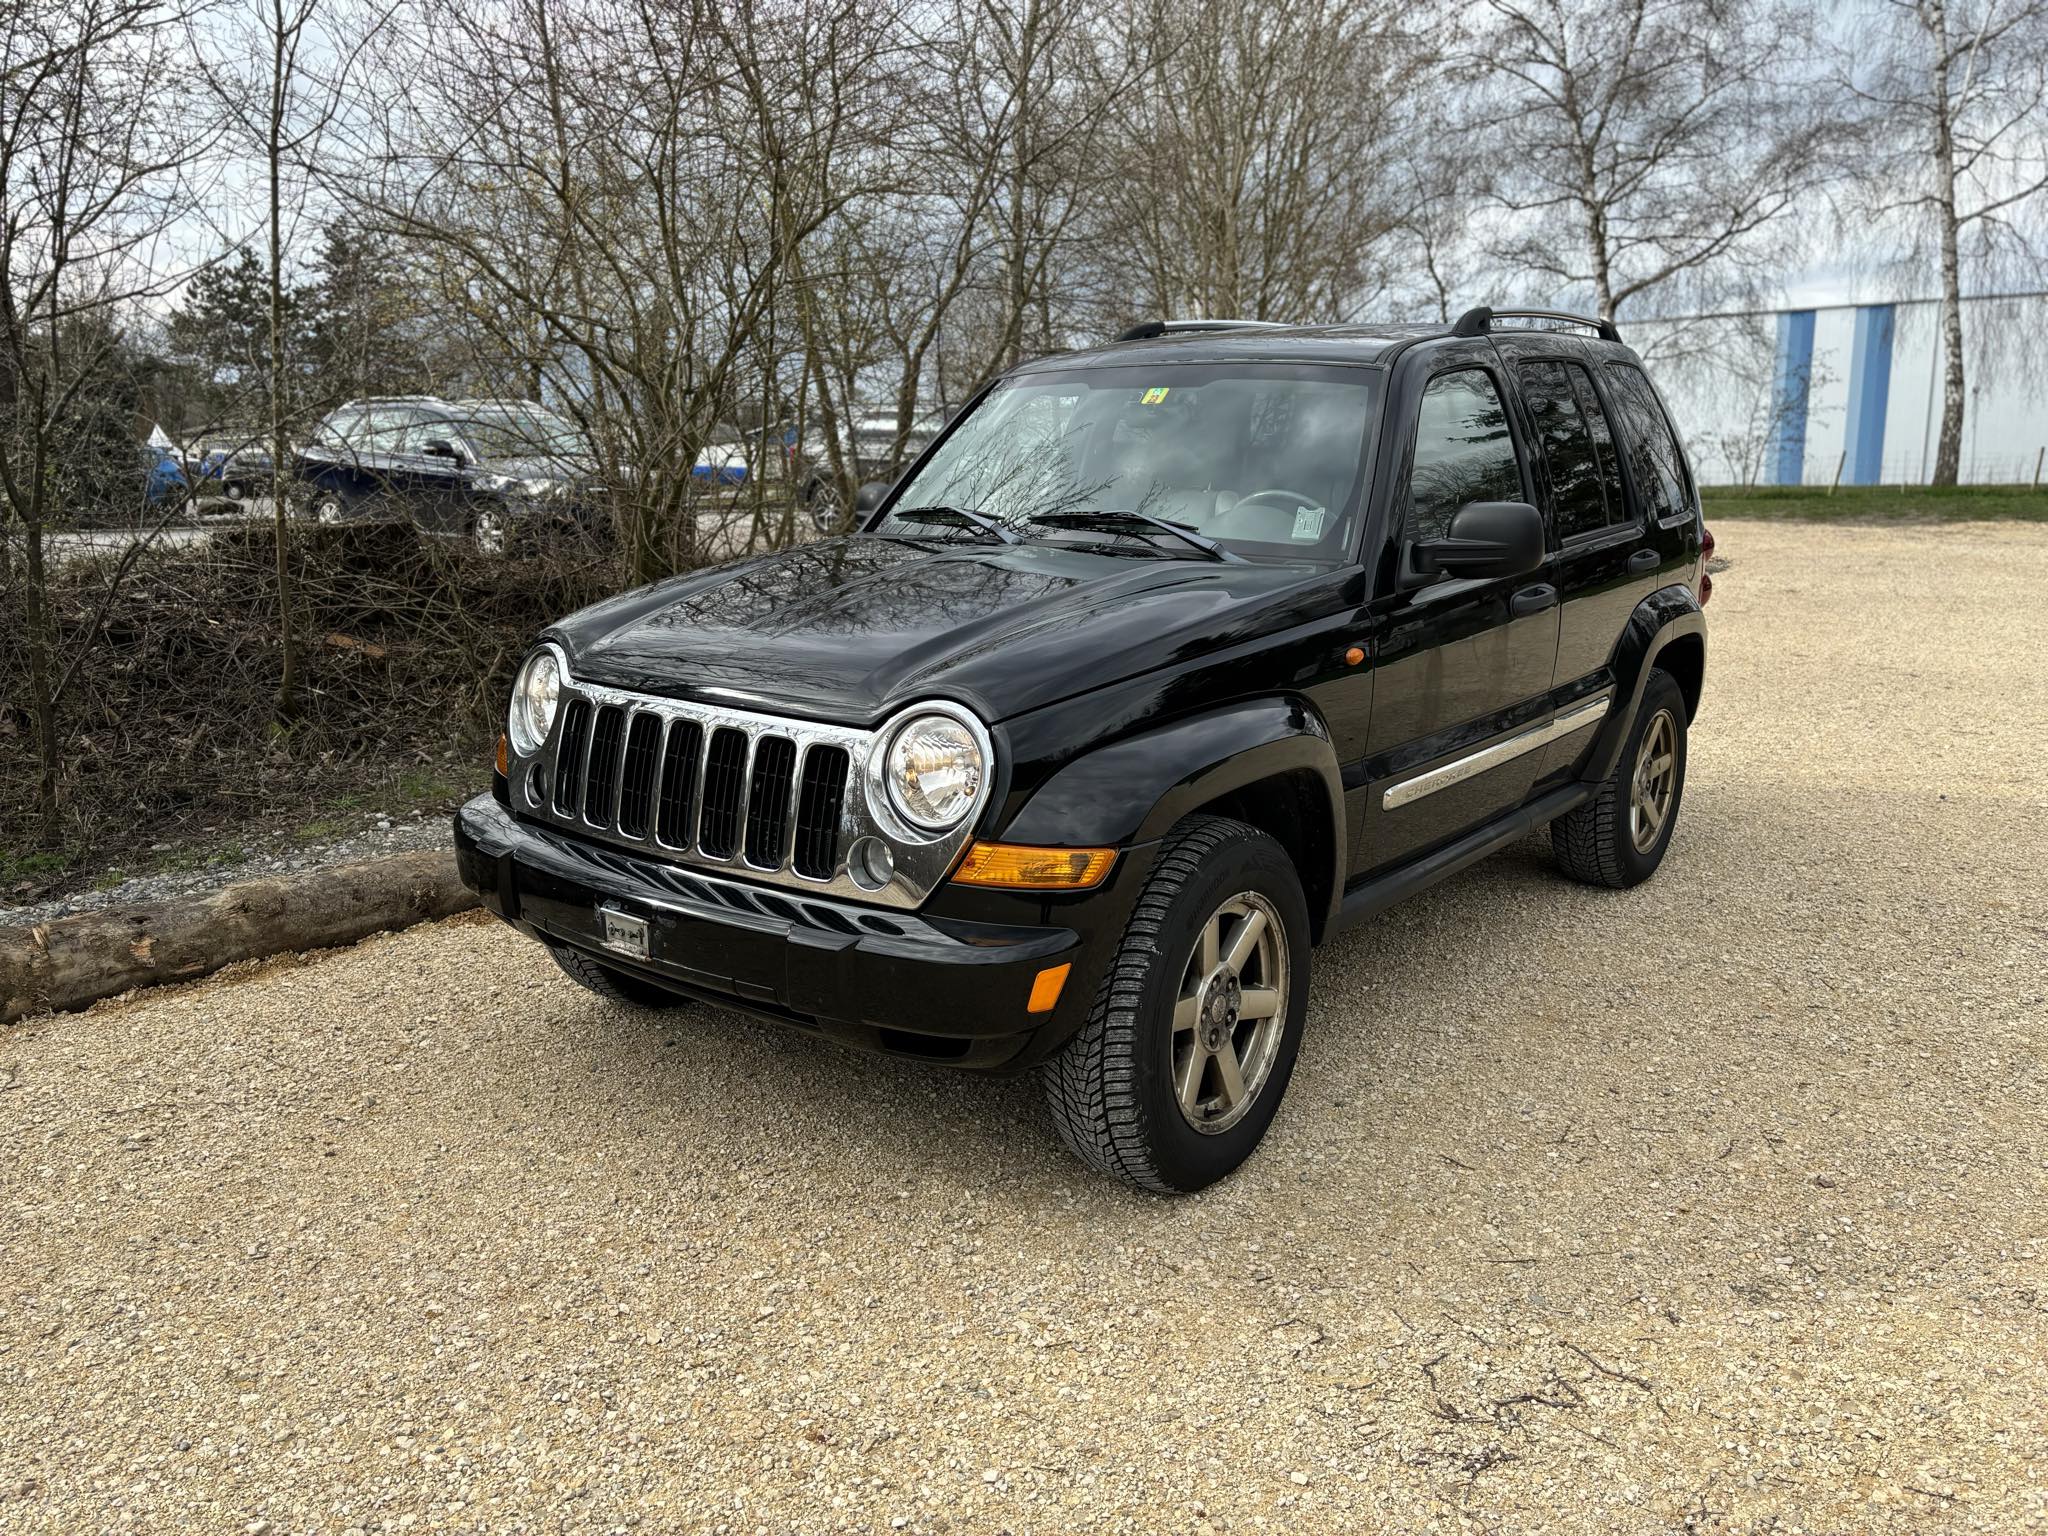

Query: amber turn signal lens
952;841;1116;891
495;733;509;776
1027;962;1071;1014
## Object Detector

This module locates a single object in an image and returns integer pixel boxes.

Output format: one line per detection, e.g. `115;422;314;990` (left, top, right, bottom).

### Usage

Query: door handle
1628;548;1660;574
1510;583;1558;618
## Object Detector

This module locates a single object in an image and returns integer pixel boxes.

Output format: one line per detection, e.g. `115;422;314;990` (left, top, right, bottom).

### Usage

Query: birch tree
1469;0;1822;324
1831;0;2048;484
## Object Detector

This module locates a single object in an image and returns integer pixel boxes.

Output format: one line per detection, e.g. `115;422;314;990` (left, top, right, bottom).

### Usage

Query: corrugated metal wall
1634;292;2048;486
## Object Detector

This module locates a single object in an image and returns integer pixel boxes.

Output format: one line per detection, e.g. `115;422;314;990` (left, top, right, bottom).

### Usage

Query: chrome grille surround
509;651;991;911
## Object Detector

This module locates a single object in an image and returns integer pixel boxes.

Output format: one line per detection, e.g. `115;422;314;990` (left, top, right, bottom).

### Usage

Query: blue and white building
1636;290;2048;487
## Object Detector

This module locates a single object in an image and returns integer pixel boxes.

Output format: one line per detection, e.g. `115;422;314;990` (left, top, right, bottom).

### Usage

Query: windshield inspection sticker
1291;506;1326;540
1141;387;1170;405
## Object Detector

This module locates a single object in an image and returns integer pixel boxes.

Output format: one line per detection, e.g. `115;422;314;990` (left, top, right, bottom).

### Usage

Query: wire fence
1703;446;2048;490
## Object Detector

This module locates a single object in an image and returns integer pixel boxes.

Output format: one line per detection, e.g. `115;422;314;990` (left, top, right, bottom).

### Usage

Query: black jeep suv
454;307;1711;1191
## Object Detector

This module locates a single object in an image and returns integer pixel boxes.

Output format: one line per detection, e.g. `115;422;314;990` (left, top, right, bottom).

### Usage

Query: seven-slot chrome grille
509;666;983;911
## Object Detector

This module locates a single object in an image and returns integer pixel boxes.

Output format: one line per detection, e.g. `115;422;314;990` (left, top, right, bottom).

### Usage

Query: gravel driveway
3;520;2044;1534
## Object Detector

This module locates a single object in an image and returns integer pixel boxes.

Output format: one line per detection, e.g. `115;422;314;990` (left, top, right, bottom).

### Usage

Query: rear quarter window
1604;364;1691;522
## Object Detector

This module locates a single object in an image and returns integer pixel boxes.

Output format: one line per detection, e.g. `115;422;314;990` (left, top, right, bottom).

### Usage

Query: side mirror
421;438;462;461
853;480;892;513
1410;500;1545;582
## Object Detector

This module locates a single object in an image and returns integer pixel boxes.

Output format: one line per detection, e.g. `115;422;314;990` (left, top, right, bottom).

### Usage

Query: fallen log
0;850;478;1024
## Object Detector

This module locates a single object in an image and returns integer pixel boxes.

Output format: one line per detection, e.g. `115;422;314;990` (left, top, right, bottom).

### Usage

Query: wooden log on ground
0;850;478;1024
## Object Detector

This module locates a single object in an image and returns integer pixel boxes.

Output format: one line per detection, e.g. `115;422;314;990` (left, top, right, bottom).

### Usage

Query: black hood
548;536;1352;725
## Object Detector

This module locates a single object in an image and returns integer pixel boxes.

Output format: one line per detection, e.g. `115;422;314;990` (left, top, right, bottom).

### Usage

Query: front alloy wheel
474;506;508;555
1044;814;1310;1192
1171;892;1289;1134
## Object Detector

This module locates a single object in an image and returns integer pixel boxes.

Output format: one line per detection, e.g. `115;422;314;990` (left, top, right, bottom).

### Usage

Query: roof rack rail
1113;318;1292;343
1450;305;1621;343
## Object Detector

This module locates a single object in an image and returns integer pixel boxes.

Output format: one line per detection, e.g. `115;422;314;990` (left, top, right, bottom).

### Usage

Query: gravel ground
3;520;2044;1534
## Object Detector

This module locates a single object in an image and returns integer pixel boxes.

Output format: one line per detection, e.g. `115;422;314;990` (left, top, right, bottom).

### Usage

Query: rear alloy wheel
1551;667;1688;888
1043;815;1310;1192
1629;708;1678;854
547;943;691;1009
314;495;345;526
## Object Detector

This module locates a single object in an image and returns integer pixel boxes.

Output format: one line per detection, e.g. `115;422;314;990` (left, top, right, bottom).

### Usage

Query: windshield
878;364;1381;561
456;409;588;462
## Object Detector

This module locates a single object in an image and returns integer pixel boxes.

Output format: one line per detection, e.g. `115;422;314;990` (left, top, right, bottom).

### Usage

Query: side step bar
1335;782;1594;932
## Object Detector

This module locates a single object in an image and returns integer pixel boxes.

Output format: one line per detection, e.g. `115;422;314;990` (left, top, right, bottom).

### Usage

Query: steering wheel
1235;488;1319;511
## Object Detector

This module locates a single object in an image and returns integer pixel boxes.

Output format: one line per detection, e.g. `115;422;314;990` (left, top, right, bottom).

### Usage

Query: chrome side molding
1382;694;1611;811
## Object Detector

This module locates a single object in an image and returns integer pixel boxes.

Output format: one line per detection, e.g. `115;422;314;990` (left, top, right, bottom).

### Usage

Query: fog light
848;836;895;891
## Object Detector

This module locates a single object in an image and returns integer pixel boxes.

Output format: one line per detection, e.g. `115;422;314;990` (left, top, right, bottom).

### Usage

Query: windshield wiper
1025;510;1241;563
891;505;1022;544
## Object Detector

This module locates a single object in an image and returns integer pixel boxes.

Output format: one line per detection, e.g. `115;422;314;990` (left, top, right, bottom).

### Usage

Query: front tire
547;943;691;1009
1043;815;1310;1193
1551;668;1688;888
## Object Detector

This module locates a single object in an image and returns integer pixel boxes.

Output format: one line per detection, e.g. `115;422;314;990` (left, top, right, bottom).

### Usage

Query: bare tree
1;0;219;842
1096;0;1429;325
1467;0;1823;326
202;0;380;719
784;0;1149;509
1830;0;2048;484
350;0;891;582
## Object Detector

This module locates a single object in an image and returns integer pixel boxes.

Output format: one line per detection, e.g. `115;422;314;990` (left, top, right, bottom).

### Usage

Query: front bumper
454;793;1129;1071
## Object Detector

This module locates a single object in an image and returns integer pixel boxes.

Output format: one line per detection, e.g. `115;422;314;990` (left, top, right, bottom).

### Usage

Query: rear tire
1551;668;1688;888
547;943;691;1009
1042;815;1310;1193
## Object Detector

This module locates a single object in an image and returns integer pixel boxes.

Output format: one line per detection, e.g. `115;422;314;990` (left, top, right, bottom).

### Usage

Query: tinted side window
1605;364;1689;521
1567;367;1622;519
397;414;456;454
1407;368;1521;543
361;405;420;453
1518;361;1609;540
315;408;363;448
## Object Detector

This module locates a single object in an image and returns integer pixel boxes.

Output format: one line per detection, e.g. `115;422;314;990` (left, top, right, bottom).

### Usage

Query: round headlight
884;712;985;831
508;647;561;754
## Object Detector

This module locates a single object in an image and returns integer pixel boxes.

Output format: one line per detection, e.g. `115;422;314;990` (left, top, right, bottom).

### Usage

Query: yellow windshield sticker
1141;387;1170;405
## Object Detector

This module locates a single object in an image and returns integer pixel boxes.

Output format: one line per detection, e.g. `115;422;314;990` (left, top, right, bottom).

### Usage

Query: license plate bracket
598;905;650;961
